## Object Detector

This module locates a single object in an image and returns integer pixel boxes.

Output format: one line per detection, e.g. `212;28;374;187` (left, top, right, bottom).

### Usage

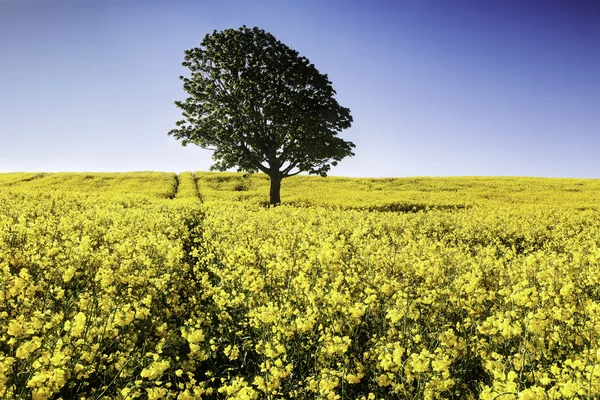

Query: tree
169;26;355;205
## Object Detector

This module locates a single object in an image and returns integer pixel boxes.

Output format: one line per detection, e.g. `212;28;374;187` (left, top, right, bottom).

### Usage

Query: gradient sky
1;0;599;177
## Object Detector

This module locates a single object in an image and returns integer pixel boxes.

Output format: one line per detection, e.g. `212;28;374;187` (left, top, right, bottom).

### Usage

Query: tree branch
283;169;302;178
281;160;299;176
256;163;270;174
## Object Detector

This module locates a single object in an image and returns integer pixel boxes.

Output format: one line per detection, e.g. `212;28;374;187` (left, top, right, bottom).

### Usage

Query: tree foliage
169;26;355;204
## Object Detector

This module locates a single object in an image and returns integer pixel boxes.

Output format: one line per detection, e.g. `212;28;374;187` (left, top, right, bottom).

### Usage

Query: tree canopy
169;26;355;204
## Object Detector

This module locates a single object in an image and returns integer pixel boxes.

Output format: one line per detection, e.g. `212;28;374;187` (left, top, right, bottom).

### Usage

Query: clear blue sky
1;0;599;177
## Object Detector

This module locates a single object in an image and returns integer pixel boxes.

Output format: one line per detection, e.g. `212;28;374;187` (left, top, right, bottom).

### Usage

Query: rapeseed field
2;172;600;399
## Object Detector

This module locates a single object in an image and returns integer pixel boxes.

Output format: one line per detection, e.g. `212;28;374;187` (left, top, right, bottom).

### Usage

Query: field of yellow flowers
2;172;600;399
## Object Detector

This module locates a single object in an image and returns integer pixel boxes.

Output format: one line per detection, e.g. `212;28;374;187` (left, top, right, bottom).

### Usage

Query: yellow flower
146;387;168;400
71;312;86;338
16;336;42;359
140;359;170;380
62;266;76;283
345;373;363;384
186;329;205;344
7;320;23;336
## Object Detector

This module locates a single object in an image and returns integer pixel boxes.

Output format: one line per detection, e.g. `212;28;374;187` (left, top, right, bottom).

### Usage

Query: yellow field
1;172;600;399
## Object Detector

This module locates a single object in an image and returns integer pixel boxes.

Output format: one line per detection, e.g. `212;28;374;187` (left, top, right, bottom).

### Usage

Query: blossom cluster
193;172;600;211
1;172;600;399
1;173;202;398
194;201;600;399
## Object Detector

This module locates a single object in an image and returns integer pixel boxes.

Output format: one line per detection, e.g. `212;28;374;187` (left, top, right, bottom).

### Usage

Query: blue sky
1;0;599;178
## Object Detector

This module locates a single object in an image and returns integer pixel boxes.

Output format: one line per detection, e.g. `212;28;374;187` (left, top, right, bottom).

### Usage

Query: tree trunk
269;172;282;205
